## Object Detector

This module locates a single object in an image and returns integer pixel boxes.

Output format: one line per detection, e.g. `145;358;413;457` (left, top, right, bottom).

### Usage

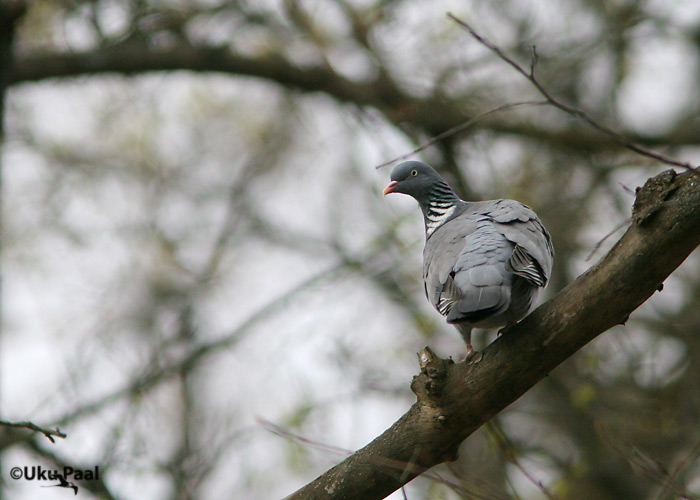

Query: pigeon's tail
444;275;510;327
446;302;504;324
506;276;539;323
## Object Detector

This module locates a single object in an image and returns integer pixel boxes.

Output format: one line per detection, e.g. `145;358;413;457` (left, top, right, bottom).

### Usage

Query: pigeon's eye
410;169;418;177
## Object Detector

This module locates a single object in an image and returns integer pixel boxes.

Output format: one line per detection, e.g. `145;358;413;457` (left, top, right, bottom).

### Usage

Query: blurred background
1;0;700;499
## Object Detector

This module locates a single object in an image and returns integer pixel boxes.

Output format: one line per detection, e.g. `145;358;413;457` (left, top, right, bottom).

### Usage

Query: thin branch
529;45;539;78
375;100;547;169
486;421;560;500
0;419;67;443
585;217;631;261
257;418;352;458
657;438;700;500
599;425;700;500
262;417;508;499
446;13;698;173
54;263;348;427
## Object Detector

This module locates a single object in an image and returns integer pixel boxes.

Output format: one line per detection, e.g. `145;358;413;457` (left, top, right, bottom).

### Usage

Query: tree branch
284;168;700;499
8;44;388;109
374;100;548;170
446;13;698;173
10;44;700;161
0;419;67;443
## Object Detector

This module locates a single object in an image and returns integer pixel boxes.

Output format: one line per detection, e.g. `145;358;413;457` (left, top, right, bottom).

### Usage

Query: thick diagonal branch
284;168;700;500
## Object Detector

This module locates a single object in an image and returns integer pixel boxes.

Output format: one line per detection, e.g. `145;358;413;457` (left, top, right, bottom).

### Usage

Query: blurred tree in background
1;0;699;499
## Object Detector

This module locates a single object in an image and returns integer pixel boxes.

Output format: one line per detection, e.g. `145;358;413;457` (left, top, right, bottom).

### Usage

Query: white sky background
2;0;700;499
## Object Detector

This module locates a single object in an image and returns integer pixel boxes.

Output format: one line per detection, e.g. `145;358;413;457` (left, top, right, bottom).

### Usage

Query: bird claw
465;346;483;364
467;351;483;364
497;325;510;337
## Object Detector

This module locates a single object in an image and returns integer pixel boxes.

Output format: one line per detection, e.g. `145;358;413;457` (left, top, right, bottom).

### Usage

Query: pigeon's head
383;161;445;200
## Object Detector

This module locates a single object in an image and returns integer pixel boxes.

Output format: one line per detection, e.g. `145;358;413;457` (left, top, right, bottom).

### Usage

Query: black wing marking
507;244;547;287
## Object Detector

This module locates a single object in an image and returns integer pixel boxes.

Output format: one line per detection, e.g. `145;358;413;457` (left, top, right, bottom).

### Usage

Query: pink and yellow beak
383;180;399;196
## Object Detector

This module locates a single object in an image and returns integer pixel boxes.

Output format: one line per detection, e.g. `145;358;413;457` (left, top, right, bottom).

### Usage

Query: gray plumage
384;161;553;359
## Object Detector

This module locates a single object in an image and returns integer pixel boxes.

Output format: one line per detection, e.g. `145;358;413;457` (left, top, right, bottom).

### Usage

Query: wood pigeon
384;161;553;361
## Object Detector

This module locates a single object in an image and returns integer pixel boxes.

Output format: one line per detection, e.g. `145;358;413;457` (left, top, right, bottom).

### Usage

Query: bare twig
0;419;67;443
598;425;700;500
375;100;547;169
262;417;509;499
585;217;631;261
655;438;700;500
446;13;698;173
54;263;348;427
257;418;352;458
487;421;560;500
529;45;539;78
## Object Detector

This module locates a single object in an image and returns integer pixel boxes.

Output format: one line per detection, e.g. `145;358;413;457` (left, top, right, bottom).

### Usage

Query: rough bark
284;168;700;500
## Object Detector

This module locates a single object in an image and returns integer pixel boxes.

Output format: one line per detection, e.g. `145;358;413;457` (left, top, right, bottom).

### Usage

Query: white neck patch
425;201;456;236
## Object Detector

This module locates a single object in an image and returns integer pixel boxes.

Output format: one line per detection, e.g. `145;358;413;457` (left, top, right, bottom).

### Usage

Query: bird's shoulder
424;203;478;252
470;199;539;223
424;199;538;246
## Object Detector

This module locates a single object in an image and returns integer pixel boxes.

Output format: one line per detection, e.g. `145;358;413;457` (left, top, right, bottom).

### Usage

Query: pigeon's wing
423;212;475;311
423;200;553;325
423;208;513;323
484;199;554;288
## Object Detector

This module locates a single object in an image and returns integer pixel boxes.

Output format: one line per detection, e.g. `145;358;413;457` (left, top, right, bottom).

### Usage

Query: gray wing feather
447;219;512;321
424;211;512;322
423;199;553;325
478;200;553;287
